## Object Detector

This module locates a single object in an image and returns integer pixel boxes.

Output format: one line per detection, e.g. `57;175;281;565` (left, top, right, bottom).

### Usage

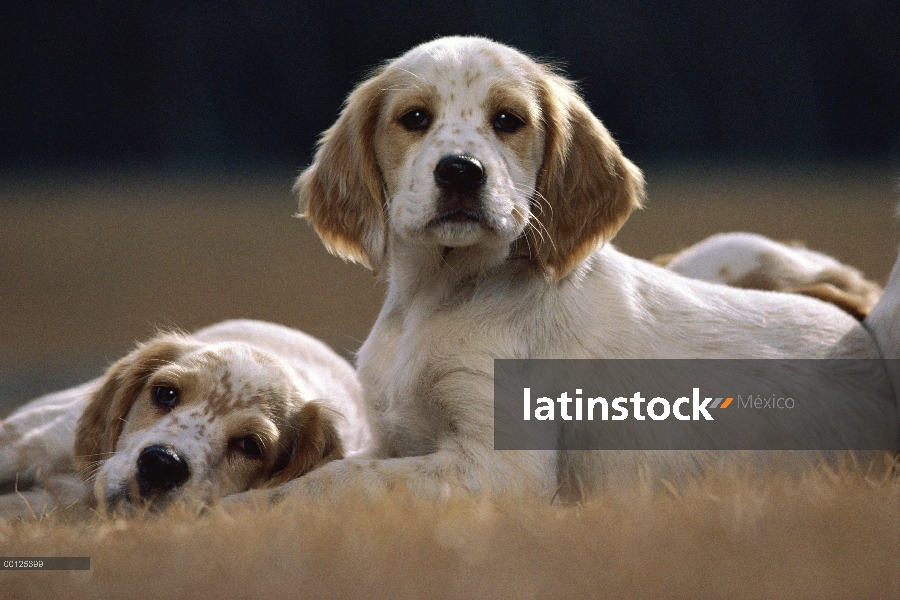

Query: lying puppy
655;232;882;320
0;320;367;514
247;36;898;503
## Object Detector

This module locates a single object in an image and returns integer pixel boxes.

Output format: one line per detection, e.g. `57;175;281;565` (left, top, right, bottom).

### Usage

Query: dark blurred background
2;1;900;410
2;0;899;170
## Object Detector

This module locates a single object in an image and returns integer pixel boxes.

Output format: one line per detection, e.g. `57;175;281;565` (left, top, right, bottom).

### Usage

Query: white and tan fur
220;36;899;504
0;320;367;514
656;232;882;321
865;227;900;403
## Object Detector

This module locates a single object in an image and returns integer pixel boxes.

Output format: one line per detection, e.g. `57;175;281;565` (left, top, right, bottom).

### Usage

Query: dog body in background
0;320;367;514
865;238;900;406
656;232;882;321
267;36;899;502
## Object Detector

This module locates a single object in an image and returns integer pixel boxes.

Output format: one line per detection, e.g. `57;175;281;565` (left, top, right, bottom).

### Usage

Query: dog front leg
225;446;556;507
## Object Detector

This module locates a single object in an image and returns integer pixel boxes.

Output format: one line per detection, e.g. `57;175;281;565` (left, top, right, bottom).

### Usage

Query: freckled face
95;345;297;509
373;40;546;250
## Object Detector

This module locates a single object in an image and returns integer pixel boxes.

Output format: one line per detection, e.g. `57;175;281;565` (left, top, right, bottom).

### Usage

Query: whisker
381;85;423;93
525;187;554;219
522;209;548;244
74;451;116;458
76;461;105;480
534;190;553;216
394;68;426;83
513;206;536;259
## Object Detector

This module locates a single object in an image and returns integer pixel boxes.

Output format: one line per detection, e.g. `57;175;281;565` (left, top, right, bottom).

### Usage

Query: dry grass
2;166;900;597
1;465;898;599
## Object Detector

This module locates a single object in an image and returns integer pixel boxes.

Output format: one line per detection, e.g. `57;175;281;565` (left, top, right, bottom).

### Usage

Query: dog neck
384;234;540;306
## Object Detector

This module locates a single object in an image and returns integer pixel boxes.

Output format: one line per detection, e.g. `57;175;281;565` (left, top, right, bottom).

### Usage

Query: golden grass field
1;466;898;599
1;165;899;598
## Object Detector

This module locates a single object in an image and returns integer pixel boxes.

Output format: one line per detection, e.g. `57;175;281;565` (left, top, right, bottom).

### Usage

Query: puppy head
297;36;644;280
74;335;342;511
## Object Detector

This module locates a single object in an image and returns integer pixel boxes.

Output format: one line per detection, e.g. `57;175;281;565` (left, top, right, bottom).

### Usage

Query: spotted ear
295;67;390;274
267;401;344;487
73;335;189;477
526;69;645;280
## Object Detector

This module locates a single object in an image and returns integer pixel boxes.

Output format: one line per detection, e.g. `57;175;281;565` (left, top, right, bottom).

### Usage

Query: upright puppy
265;37;897;502
0;320;366;513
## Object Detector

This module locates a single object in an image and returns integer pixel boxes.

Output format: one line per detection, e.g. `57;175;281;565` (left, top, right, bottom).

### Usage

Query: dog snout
434;155;485;194
136;444;190;497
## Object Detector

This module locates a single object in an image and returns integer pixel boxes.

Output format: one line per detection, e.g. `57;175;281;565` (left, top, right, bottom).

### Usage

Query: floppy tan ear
73;335;189;477
295;67;390;273
527;70;645;280
266;401;344;487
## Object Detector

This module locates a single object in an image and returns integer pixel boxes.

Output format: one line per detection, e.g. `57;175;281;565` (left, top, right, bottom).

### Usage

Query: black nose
434;155;485;194
136;445;190;497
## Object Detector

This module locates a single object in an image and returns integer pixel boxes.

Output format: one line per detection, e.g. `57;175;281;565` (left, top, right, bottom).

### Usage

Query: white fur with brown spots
241;37;898;504
0;320;367;514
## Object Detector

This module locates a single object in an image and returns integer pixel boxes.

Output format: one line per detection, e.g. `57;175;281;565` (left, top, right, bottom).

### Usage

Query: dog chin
421;213;523;250
98;484;139;515
99;478;195;514
424;219;492;248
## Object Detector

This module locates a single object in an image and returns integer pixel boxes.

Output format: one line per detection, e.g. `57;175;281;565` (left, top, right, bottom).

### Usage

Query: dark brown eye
493;111;525;133
232;436;263;459
152;385;179;409
400;109;430;131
